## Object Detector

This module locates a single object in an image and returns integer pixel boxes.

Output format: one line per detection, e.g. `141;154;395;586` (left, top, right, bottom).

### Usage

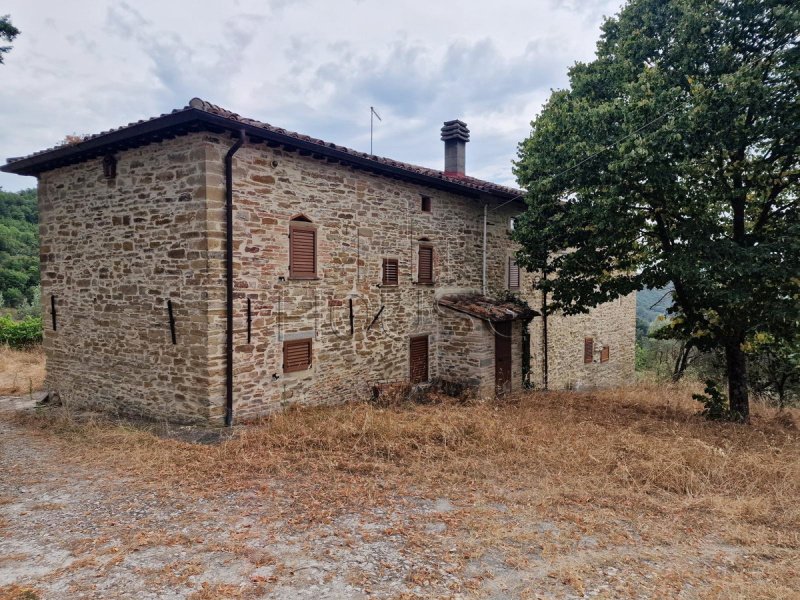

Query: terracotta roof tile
4;106;194;165
187;99;522;197
438;293;537;322
2;98;524;200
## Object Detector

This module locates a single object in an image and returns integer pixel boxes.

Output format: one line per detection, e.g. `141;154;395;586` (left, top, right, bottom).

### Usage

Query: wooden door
409;335;429;384
494;321;512;394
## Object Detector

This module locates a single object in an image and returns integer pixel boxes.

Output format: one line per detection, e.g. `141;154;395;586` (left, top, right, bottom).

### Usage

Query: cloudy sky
0;0;623;192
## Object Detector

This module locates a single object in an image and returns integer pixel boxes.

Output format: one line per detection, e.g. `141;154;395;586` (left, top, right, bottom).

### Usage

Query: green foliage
15;285;41;319
634;342;648;372
635;316;696;378
693;380;731;421
0;188;39;309
0;14;19;64
513;0;800;419
745;332;800;408
0;315;42;348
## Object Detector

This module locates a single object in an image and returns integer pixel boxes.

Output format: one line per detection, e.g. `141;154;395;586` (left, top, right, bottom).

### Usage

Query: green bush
0;315;42;348
693;380;732;421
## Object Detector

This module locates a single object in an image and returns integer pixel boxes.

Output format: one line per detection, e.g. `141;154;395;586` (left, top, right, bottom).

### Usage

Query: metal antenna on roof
370;106;382;155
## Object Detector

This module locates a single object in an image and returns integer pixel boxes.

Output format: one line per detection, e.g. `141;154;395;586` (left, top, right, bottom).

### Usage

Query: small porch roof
438;293;538;322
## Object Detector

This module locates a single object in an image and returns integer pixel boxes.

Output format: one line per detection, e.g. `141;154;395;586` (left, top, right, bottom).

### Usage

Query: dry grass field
1;350;799;598
0;347;45;396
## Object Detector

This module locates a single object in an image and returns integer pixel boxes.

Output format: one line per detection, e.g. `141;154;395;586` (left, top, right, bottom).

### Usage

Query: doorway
494;321;512;394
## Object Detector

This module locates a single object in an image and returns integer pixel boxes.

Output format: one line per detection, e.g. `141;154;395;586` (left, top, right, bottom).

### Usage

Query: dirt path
0;407;462;599
1;396;797;599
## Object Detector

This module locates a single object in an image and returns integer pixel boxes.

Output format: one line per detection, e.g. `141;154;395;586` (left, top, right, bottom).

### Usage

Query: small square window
383;258;399;286
421;195;432;212
284;338;312;373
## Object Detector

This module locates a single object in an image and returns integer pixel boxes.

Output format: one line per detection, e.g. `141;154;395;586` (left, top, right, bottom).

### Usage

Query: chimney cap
441;120;470;143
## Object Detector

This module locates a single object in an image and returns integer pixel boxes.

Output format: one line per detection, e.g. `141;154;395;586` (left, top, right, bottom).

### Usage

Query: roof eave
196;111;522;199
0;109;203;177
1;108;523;200
438;297;539;322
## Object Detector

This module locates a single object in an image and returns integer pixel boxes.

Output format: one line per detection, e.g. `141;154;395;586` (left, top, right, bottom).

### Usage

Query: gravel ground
0;397;476;599
1;395;797;599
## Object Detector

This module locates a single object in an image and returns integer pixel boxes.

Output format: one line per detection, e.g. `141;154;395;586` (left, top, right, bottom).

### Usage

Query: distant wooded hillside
637;287;672;325
635;286;672;343
0;188;39;308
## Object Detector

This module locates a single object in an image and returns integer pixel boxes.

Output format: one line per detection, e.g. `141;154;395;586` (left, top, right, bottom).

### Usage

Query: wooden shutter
584;337;594;364
508;258;520;290
290;226;316;279
418;246;433;283
284;338;312;372
600;345;610;363
409;335;429;383
383;258;399;285
421;195;432;212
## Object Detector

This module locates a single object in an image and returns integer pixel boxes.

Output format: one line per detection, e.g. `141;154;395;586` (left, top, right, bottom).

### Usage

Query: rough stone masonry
4;100;635;424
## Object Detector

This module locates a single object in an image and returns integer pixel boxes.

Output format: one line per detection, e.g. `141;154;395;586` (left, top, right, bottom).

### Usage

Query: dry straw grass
0;346;45;396
13;381;800;541
0;584;41;600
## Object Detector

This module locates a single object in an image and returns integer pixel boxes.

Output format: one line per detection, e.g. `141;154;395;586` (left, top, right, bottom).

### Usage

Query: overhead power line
492;103;681;213
543;105;679;183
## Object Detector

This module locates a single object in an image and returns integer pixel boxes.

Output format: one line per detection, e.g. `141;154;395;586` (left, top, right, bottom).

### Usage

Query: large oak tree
513;0;799;420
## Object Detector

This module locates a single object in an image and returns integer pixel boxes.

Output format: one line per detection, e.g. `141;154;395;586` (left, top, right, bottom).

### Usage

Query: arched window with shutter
289;216;317;279
417;240;433;284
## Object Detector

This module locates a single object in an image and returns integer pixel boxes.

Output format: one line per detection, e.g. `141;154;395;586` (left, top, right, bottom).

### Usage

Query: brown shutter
418;246;433;283
284;338;312;372
584;337;594;364
508;258;520;290
290;226;316;279
409;335;429;383
383;258;399;285
600;345;610;363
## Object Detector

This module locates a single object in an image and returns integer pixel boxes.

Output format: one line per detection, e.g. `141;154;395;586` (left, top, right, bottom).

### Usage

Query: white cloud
0;0;623;191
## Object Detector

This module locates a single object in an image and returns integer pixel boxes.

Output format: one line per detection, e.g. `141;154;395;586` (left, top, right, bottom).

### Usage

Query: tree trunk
672;339;694;381
725;339;749;421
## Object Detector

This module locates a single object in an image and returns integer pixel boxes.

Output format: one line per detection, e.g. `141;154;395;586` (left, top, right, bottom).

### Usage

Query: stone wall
532;294;637;390
437;310;494;397
522;286;636;391
202;137;540;420
204;135;630;421
36;129;636;425
37;133;219;423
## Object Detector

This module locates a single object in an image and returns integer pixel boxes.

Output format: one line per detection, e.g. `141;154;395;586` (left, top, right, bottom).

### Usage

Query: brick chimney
441;119;469;177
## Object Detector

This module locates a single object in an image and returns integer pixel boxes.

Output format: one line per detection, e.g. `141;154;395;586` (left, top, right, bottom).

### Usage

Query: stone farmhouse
1;99;635;425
